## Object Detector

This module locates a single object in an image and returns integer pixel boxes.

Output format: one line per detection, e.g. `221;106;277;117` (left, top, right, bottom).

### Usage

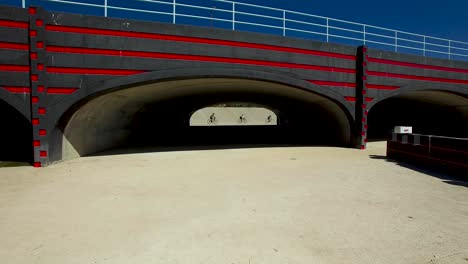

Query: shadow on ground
91;143;338;157
0;161;30;168
369;155;467;187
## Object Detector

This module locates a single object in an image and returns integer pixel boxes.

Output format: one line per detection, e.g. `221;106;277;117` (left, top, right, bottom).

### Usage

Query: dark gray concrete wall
0;6;30;119
0;5;467;166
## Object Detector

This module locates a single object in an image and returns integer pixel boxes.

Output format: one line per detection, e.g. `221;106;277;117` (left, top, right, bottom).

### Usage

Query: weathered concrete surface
1;142;467;264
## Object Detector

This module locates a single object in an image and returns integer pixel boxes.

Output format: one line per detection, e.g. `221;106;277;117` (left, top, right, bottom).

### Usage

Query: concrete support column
356;46;369;149
28;7;49;167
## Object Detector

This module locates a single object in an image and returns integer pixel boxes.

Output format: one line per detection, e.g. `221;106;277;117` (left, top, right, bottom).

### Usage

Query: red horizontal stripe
407;143;468;155
0;19;28;29
344;96;356;102
46;24;356;60
388;146;467;167
368;57;468;74
47;66;145;75
0;41;29;50
308;80;355;87
47;87;78;94
365;97;373;102
367;83;400;90
46;46;356;74
431;145;468;155
367;70;468;84
0;64;29;72
2;86;31;93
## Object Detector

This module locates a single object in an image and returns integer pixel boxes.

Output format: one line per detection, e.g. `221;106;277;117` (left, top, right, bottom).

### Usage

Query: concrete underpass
0;5;467;166
58;78;354;160
368;91;468;140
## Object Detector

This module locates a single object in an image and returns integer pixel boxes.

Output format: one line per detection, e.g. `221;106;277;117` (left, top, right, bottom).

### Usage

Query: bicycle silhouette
238;114;247;124
208;113;217;124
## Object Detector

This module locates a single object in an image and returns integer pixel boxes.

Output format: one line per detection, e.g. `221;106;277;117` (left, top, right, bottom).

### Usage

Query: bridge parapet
5;0;468;61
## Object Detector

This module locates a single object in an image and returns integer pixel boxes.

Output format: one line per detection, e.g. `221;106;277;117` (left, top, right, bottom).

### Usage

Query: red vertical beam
28;7;48;168
356;46;368;149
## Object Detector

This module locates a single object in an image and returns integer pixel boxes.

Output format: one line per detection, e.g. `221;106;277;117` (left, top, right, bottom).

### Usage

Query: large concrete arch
0;89;30;121
48;67;355;123
367;89;468;139
367;83;468;110
48;70;356;163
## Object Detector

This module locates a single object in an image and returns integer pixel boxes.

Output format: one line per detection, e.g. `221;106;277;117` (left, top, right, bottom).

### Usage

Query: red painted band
2;86;31;93
396;142;468;155
45;24;356;60
366;70;468;85
0;41;29;50
388;147;468;167
431;145;468;155
308;80;356;87
367;83;400;90
47;66;145;75
368;57;468;74
344;96;356;102
0;64;29;72
0;19;28;29
365;97;373;102
46;46;356;74
47;87;78;94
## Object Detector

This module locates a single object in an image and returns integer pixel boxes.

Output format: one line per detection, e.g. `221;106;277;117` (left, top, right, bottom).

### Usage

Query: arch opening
0;100;32;164
58;78;354;161
189;104;278;127
368;91;468;140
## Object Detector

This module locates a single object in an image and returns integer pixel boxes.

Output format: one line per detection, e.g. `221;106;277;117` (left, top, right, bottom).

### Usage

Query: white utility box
394;126;412;134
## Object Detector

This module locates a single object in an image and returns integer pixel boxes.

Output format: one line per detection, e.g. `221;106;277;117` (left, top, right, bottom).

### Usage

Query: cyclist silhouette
208;113;217;124
239;114;247;124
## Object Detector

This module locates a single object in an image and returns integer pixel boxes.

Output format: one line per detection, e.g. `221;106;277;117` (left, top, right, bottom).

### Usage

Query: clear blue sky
239;0;468;42
1;0;467;43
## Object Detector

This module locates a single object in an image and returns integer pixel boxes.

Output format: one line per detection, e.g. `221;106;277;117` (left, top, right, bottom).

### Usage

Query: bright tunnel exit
190;104;278;126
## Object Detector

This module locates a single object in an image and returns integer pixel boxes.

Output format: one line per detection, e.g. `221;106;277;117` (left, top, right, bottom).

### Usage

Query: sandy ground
0;142;467;264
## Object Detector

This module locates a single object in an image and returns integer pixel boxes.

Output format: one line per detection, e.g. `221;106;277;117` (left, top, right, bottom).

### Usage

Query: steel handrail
11;0;467;61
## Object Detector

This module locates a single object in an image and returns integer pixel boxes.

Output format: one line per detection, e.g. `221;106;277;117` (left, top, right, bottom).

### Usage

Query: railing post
232;2;235;30
326;18;329;42
282;10;286;36
363;25;366;45
448;40;451;59
173;0;176;24
423;36;426;56
104;0;107;17
395;31;398;52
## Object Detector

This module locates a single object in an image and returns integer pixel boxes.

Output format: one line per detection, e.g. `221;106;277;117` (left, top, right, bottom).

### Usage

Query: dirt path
1;142;467;264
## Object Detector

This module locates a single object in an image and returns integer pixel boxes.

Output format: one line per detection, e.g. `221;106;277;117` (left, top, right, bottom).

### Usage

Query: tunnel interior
0;100;32;163
368;91;468;140
58;78;354;160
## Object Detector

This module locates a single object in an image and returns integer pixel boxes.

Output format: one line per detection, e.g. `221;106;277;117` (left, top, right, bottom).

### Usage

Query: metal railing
9;0;468;61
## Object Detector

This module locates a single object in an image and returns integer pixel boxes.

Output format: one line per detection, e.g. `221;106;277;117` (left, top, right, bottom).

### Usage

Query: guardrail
387;133;468;176
9;0;468;61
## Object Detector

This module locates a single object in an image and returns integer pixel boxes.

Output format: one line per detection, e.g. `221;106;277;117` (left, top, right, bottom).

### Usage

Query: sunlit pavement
1;142;467;264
